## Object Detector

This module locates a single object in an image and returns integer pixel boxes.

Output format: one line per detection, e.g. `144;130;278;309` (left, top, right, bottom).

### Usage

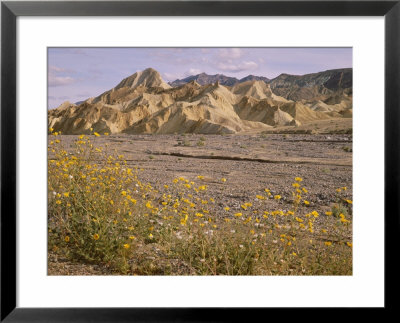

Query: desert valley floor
48;130;352;275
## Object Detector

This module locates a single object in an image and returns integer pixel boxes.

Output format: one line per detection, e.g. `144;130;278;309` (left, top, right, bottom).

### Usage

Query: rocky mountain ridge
48;67;352;135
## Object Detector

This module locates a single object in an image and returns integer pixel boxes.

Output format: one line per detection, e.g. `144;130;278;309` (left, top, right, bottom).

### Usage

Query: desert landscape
48;51;352;275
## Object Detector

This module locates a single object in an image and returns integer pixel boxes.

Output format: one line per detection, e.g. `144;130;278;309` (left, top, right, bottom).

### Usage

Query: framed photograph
1;0;399;321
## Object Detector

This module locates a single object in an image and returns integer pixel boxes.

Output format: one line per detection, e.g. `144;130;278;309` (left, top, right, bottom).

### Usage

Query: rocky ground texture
48;133;352;275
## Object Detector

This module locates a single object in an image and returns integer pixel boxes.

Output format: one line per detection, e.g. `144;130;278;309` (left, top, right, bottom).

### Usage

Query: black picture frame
1;1;399;321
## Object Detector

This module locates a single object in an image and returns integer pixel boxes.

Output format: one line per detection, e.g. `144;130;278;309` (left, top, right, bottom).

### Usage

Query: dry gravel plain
48;133;352;275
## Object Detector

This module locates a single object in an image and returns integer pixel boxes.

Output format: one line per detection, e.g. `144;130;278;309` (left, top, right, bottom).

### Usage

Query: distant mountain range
269;68;352;101
49;67;352;135
169;73;270;87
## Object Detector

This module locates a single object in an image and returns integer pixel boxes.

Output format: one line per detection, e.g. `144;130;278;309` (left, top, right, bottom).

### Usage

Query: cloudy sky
48;47;352;109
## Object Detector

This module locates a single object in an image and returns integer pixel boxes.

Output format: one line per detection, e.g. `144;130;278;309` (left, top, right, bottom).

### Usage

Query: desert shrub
342;146;352;152
331;203;349;218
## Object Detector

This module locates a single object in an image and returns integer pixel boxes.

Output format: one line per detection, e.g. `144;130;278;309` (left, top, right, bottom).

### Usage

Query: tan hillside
124;92;271;134
231;80;289;105
48;67;352;135
235;97;295;127
279;102;333;123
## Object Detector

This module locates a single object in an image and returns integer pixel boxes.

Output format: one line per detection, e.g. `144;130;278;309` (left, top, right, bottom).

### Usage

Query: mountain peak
170;73;239;87
115;68;170;90
239;75;270;83
143;67;157;73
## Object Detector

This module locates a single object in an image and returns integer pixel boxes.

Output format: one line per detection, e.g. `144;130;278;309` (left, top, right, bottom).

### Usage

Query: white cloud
185;68;202;76
162;72;182;82
49;65;67;73
216;61;258;73
218;48;243;59
48;75;76;87
48;65;76;87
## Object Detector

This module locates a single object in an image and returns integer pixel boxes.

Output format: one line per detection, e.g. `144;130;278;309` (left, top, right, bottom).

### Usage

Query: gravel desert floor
48;133;352;275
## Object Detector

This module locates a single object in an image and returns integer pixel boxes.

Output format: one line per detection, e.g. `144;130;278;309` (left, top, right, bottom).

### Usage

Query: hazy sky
48;47;352;109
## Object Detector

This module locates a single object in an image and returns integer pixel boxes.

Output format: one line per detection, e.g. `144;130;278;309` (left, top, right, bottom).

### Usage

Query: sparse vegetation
330;187;352;218
331;203;349;218
48;131;352;275
183;140;191;147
